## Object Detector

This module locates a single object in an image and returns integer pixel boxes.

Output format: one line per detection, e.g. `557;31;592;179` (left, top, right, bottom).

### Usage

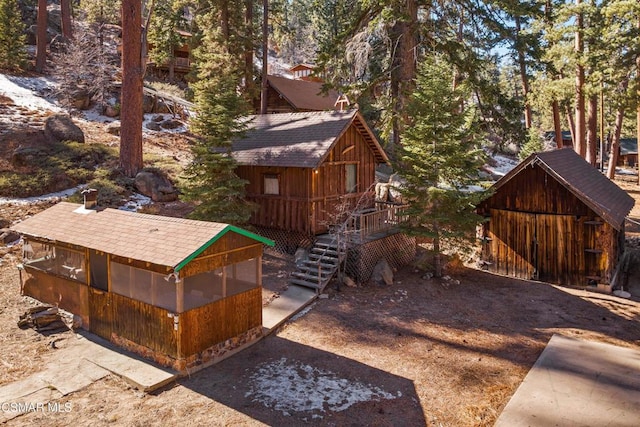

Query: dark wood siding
238;123;378;234
477;164;592;216
111;293;179;357
482;209;618;287
179;287;262;356
22;267;89;325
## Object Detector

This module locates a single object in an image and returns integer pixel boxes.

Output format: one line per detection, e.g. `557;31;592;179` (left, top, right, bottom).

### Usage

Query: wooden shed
12;201;273;371
232;109;389;236
255;75;342;113
477;149;634;289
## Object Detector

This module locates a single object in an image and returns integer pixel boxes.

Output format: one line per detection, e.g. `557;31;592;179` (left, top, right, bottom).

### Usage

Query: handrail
344;204;407;240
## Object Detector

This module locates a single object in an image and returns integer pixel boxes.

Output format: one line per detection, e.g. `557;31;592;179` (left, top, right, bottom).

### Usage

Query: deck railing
344;203;408;241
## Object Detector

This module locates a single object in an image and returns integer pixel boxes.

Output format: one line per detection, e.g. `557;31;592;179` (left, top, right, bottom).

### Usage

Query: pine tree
396;55;486;278
181;24;255;225
0;0;27;71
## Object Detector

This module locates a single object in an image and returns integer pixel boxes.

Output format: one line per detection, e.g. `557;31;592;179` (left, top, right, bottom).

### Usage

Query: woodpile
17;306;68;333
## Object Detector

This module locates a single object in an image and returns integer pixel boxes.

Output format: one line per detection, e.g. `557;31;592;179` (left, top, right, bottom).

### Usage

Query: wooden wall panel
22;267;89;323
111;293;178;357
179;287;262;356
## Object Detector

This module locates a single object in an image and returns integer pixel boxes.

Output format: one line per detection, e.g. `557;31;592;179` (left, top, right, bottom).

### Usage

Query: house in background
255;75;343;113
477;148;634;290
12;198;273;371
617;138;638;167
146;29;193;81
290;63;322;81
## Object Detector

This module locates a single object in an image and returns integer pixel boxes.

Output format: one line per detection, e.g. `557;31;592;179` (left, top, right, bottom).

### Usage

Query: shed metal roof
491;148;634;230
231;110;389;168
11;202;273;271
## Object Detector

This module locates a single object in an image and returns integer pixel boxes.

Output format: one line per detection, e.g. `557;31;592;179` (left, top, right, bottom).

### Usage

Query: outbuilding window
345;164;357;193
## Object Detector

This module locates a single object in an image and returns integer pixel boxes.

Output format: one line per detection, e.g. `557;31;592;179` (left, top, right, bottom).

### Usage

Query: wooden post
176;275;184;313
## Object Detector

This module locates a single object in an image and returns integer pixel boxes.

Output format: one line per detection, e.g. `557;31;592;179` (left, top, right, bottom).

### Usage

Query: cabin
11;198;273;371
232;109;389;238
146;29;193;80
290;63;321;81
477;148;634;290
617;138;638;167
255;75;343;113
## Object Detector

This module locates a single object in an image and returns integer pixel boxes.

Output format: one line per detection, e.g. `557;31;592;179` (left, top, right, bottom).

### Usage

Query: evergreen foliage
0;0;27;71
181;24;255;225
519;127;545;161
396;55;486;276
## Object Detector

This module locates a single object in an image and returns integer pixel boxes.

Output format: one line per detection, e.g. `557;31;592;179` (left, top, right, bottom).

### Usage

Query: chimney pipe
82;188;98;209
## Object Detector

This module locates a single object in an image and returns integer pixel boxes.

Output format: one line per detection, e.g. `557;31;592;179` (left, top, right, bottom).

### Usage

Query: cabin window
22;240;86;283
345;164;357;193
264;174;280;195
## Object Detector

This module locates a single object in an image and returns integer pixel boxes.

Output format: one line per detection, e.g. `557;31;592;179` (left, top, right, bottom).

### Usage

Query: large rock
145;121;161;131
44;114;85;143
69;87;91;110
134;170;178;202
0;229;20;245
142;94;156;113
371;258;394;285
11;146;43;166
160;119;182;130
105;121;120;135
0;218;10;229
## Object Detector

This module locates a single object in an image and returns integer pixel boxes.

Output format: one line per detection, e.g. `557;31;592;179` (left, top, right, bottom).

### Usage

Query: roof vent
82;188;98;210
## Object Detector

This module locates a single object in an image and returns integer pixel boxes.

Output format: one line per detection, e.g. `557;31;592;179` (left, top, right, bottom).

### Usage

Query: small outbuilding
477;148;634;289
12;200;273;371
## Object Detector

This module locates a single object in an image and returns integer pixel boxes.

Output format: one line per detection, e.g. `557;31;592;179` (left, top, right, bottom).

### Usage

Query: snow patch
486;154;519;177
0;75;60;112
245;358;398;417
118;193;152;212
0;186;82;206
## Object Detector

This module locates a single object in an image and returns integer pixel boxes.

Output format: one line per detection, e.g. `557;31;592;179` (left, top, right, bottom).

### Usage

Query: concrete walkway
262;284;317;333
495;334;640;426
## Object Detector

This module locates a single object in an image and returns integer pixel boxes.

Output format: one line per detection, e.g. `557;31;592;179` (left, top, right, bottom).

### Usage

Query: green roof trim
174;225;274;272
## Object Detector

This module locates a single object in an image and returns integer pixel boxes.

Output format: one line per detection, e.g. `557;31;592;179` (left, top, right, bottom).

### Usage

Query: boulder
371;258;394;285
11;146;43;166
44;114;85;143
0;218;10;229
142;94;156;113
294;248;308;267
160;119;182;130
104;104;120;118
342;276;357;288
0;229;20;245
134;170;178;202
69;87;91;110
152;114;165;122
145;121;161;131
105;121;120;135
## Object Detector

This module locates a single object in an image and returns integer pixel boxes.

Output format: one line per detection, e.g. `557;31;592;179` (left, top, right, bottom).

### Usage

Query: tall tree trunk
515;16;532;129
244;0;254;95
553;100;563;148
565;104;576;147
221;0;230;45
586;95;598;165
60;0;72;39
120;0;144;178
607;78;629;179
637;25;640;183
574;0;586;158
260;0;268;114
390;0;418;148
433;224;442;278
35;0;47;73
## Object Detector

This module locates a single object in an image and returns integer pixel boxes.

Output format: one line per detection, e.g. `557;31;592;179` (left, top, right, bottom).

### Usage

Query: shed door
485;209;593;287
89;288;112;339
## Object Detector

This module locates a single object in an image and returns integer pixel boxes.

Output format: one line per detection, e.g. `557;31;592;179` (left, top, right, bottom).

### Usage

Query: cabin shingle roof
493;148;634;230
267;75;339;111
11;202;272;271
232;110;389;168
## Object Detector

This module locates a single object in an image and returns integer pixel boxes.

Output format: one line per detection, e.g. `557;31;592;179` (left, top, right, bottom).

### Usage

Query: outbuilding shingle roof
267;75;340;111
231;109;389;168
11;202;273;271
493;148;634;230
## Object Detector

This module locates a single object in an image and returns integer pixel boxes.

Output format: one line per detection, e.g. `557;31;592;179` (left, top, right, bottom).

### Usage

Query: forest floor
1;76;640;426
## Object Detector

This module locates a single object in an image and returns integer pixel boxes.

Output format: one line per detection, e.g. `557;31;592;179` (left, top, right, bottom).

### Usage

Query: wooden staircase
289;236;344;292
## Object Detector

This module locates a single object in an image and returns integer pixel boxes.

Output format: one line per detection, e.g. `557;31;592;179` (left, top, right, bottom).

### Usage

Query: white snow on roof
245;358;400;418
0;74;60;112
